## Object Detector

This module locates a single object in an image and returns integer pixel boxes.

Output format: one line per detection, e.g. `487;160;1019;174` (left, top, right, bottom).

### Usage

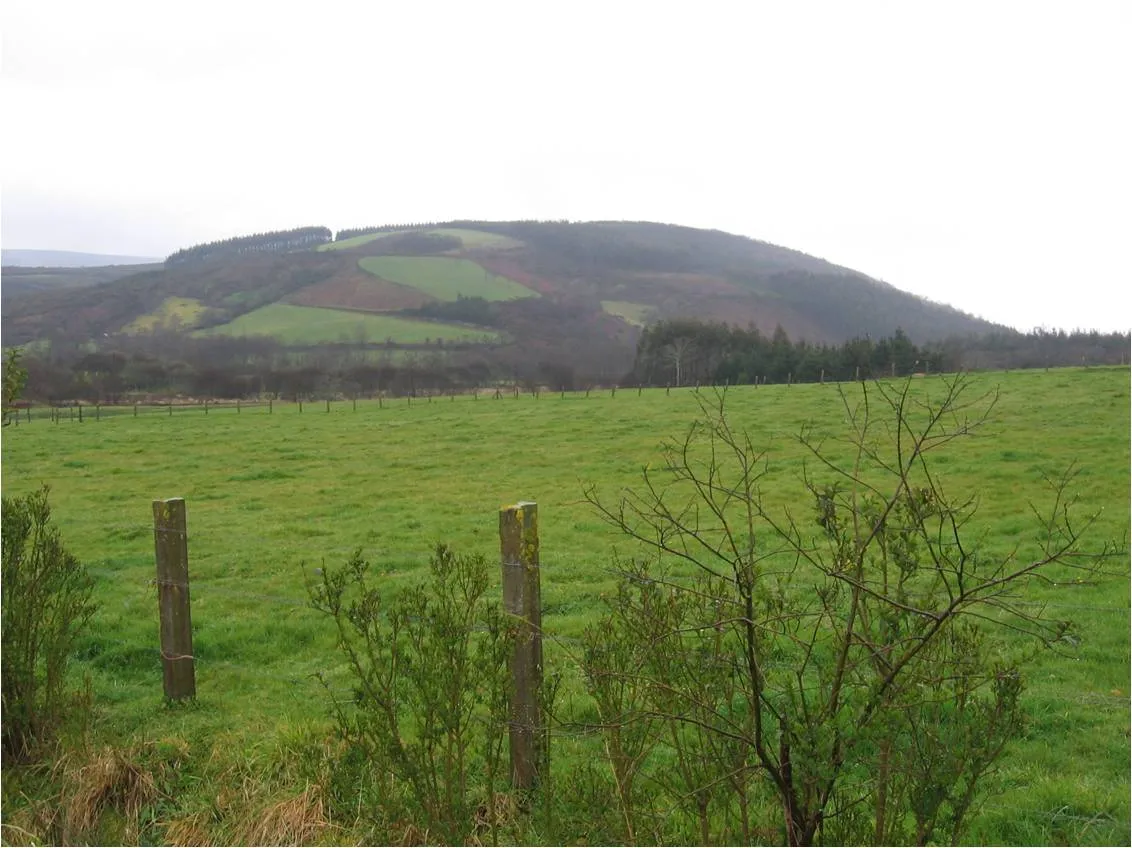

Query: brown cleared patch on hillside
474;256;559;296
286;268;432;312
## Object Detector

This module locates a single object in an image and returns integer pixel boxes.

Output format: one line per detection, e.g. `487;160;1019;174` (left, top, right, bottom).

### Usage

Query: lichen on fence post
152;498;196;700
499;501;543;791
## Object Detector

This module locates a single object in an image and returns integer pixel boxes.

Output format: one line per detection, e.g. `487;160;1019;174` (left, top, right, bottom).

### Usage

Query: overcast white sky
2;0;1129;332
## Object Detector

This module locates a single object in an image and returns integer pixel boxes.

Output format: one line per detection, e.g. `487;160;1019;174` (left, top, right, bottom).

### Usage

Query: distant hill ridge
2;249;160;268
1;220;1006;353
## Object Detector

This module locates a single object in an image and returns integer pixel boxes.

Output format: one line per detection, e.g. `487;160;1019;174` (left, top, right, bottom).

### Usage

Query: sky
2;0;1129;333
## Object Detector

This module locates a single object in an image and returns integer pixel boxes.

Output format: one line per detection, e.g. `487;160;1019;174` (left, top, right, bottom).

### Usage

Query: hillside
1;221;1004;356
1;262;162;298
1;248;159;267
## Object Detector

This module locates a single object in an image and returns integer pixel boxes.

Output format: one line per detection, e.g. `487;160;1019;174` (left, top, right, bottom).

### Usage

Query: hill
1;262;163;299
1;221;1003;353
1;249;160;267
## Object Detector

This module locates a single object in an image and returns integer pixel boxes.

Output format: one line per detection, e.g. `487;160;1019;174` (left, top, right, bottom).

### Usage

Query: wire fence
3;382;782;426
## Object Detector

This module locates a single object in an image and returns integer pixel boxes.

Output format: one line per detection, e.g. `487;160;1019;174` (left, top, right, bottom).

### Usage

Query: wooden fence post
500;501;543;791
152;498;196;700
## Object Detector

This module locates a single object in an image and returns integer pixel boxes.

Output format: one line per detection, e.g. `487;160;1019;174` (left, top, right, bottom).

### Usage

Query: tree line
334;222;445;241
9;317;1126;405
632;319;1129;386
165;226;332;266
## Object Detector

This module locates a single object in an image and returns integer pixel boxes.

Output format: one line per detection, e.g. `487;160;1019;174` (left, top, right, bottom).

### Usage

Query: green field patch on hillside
321;228;521;253
194;303;498;344
358;256;538;302
426;228;524;249
601;300;655;327
121;296;207;333
319;231;403;251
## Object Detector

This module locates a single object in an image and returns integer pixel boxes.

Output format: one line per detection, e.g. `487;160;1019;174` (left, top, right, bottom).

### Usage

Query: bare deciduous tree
583;375;1119;845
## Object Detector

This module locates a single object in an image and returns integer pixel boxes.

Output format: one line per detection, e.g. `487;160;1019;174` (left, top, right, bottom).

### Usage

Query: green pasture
192;302;499;344
318;231;401;251
601;299;655;326
358;255;538;301
426;227;524;249
320;227;523;252
121;296;207;334
2;368;1129;844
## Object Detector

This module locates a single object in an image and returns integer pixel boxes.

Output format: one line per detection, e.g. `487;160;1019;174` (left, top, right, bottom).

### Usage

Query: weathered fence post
152;498;196;700
499;501;543;791
326;399;331;413
78;404;83;423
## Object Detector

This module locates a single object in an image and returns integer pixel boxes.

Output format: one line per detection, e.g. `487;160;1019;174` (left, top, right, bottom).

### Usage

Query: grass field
318;231;402;251
192;302;499;344
358;255;539;301
2;368;1128;844
121;296;207;334
319;228;523;252
601;299;655;326
426;227;524;249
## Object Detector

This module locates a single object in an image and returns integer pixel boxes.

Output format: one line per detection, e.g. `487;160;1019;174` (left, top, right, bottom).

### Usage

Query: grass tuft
236;784;332;846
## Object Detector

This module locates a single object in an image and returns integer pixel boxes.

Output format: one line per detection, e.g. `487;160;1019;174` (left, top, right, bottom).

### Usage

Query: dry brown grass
161;810;215;847
235;784;332;846
60;745;160;843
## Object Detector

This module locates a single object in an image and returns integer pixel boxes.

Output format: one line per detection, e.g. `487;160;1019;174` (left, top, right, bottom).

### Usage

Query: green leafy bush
2;486;97;764
309;543;512;843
